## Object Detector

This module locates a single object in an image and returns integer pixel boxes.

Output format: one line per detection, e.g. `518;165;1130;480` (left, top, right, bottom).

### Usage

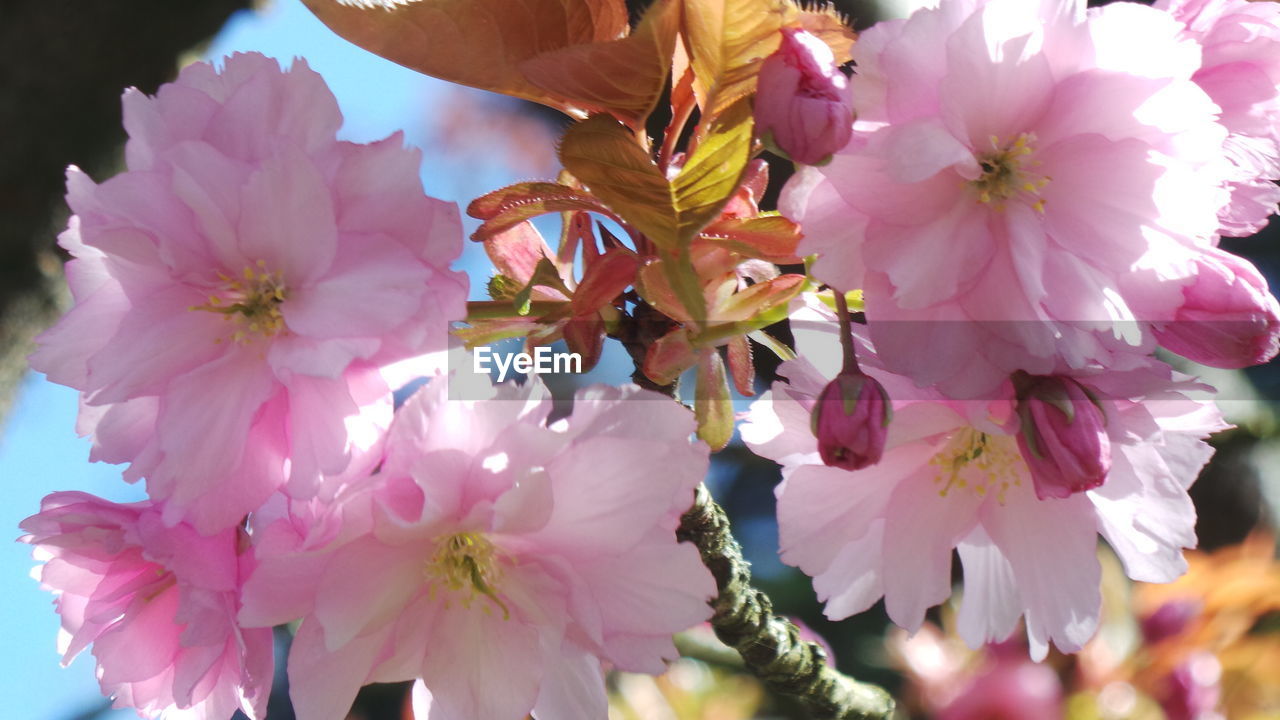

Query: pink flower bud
811;370;891;471
1155;248;1280;369
755;28;853;166
1015;375;1111;500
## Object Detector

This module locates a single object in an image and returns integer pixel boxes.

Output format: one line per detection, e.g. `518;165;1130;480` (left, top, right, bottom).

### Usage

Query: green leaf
681;0;796;117
695;349;734;450
557;103;755;252
644;327;699;386
558;104;755;323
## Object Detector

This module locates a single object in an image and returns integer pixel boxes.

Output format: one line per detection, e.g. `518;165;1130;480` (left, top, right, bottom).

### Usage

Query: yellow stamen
425;532;510;619
190;261;288;343
929;428;1022;504
969;132;1051;212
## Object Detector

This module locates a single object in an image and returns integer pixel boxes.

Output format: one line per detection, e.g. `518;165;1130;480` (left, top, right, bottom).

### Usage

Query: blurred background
1;1;1277;718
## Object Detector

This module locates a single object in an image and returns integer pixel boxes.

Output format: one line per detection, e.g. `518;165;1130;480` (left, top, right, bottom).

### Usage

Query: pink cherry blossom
755;27;854;166
28;52;468;533
742;300;1227;659
781;0;1232;398
1157;0;1280;236
19;492;272;720
238;375;715;720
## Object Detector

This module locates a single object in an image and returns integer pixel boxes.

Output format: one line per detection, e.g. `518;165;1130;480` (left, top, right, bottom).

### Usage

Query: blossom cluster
15;0;1280;717
748;0;1280;661
20;53;714;720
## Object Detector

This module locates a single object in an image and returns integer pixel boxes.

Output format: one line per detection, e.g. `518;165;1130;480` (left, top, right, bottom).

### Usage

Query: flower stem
677;484;895;720
833;290;860;374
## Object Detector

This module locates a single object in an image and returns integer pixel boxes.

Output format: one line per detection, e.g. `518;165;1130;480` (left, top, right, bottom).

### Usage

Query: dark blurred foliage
0;0;253;429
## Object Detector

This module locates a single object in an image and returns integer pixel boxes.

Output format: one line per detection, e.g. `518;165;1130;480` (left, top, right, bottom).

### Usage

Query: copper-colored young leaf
712;273;805;324
682;0;796;116
798;5;856;65
521;0;680;129
300;0;629;115
562;313;605;372
572;248;639;314
484;222;557;285
644;327;698;386
726;335;756;396
635;256;711;328
467;182;616;242
698;214;802;263
695;349;734;450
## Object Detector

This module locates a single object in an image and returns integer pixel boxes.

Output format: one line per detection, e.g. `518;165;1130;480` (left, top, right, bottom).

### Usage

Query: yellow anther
968;133;1051;212
929;428;1023;504
426;532;510;619
190;263;288;343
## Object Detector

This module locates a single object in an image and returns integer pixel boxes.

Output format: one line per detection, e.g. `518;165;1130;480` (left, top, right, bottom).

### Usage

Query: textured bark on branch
677;483;896;720
0;0;250;427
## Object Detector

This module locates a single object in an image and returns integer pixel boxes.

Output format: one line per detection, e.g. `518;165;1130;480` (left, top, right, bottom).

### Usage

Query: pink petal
881;460;984;632
531;643;608;720
287;618;386;720
956;526;1024;648
236;143;337;286
983;486;1101;660
282;232;429;339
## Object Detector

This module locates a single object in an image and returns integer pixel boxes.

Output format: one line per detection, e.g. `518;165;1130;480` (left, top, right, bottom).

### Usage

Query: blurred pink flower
1154;246;1280;367
755;27;854;165
19;492;272;720
29;53;468;533
781;0;1232;398
938;648;1063;720
238;376;715;720
1157;0;1280;236
1160;652;1224;720
742;300;1227;659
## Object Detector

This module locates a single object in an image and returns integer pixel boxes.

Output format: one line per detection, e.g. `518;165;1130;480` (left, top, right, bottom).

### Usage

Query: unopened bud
1014;374;1111;500
1155;248;1280;369
811;371;891;471
755;28;854;166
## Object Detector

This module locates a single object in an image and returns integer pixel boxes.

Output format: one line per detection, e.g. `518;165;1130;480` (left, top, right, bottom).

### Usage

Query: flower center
425;531;510;619
190;260;287;342
929;427;1022;503
970;133;1050;213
